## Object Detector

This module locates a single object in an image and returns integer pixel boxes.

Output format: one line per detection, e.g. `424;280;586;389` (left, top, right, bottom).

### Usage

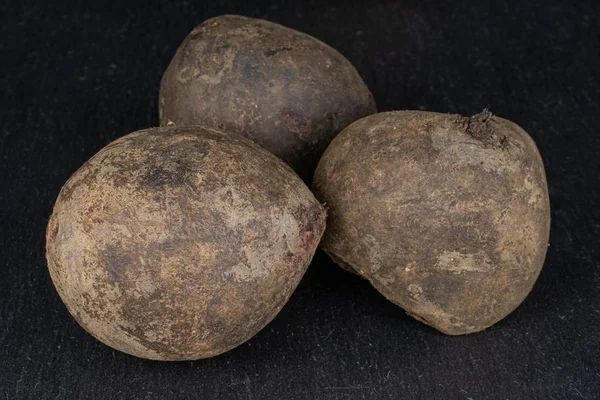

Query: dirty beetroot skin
46;126;326;360
159;14;377;182
313;110;551;335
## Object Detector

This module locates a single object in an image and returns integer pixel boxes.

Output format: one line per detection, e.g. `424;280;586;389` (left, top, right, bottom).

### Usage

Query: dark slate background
1;0;598;399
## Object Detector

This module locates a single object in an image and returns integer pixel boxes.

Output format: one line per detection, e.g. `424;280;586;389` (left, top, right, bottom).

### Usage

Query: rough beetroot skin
159;14;377;182
313;110;551;335
46;125;326;360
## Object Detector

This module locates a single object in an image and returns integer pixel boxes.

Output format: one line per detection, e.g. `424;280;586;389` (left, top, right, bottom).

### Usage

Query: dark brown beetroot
46;126;326;360
313;110;551;335
159;14;377;182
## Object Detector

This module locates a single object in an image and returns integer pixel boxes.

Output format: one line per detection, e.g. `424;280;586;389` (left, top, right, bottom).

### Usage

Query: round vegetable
313;110;550;335
159;14;377;182
46;126;326;360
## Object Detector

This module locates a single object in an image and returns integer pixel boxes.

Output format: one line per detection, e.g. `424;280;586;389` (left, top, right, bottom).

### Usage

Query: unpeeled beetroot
313;110;551;335
159;14;377;182
46;125;326;360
